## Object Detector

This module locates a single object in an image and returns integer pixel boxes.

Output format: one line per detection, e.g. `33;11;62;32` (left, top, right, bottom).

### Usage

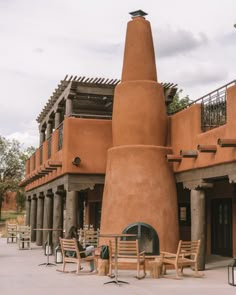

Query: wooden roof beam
47;160;62;167
180;150;198;158
166;155;182;162
197;144;217;153
217;138;236;147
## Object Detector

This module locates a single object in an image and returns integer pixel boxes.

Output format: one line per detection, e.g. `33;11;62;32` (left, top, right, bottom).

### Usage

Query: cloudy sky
0;0;236;148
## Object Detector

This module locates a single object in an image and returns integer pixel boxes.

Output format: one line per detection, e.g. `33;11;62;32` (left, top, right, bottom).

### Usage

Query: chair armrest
160;251;177;258
138;251;146;258
79;248;96;255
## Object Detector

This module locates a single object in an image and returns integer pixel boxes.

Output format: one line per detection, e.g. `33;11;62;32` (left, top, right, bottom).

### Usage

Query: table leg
39;231;56;267
104;237;129;285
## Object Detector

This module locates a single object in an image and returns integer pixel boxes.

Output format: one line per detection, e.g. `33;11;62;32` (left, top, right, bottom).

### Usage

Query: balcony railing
201;88;226;132
169;80;236;132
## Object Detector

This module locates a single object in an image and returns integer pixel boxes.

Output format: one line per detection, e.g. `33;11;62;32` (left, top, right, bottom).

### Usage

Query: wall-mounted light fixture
72;157;81;166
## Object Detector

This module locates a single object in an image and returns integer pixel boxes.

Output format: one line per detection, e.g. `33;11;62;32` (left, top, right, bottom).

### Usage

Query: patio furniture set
6;223;203;283
6;223;31;250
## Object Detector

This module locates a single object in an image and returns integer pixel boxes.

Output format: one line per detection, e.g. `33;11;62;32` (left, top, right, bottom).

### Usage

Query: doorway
211;198;232;256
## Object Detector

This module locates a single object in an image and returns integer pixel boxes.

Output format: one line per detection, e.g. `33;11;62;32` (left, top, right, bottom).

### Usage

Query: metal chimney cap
129;10;148;19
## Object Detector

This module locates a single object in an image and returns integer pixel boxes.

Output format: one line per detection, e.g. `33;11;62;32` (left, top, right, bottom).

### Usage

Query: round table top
99;233;137;238
33;228;63;231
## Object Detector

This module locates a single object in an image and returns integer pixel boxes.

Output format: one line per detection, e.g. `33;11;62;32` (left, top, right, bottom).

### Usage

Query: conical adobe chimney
100;11;179;252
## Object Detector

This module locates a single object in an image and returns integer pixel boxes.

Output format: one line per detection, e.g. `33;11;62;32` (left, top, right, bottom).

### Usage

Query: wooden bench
17;225;31;250
161;240;201;279
6;223;17;243
109;239;146;279
59;238;97;274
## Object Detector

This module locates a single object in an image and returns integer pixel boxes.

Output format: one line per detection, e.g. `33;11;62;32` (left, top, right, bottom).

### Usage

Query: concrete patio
0;237;235;295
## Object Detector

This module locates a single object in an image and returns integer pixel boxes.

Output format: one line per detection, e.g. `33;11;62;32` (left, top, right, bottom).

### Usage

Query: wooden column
25;197;31;226
65;98;73;117
43;191;53;245
39;130;45;145
36;193;44;246
65;191;77;237
30;195;37;242
55;111;61;129
191;189;206;270
47;123;52;139
52;189;64;251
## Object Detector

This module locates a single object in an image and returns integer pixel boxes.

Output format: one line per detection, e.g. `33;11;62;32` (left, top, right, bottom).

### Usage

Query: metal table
99;233;136;285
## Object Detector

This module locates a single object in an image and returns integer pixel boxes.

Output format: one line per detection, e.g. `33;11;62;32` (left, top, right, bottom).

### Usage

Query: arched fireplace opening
122;222;159;256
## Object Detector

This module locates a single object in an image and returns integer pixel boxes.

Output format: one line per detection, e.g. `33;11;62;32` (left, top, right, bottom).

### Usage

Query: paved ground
0;237;235;295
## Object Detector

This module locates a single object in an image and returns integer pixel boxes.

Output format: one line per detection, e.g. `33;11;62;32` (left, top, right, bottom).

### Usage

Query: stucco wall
24;118;112;191
169;85;236;172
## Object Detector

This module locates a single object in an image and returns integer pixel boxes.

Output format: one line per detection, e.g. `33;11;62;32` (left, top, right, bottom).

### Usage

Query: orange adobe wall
24;118;112;191
100;15;179;252
62;117;112;174
2;192;17;211
169;85;236;173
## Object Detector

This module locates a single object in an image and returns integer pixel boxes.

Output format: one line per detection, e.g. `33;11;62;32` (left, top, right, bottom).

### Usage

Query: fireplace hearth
122;222;159;255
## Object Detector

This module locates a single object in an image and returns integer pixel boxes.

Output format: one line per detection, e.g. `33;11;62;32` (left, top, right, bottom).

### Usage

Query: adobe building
20;11;236;269
2;192;17;211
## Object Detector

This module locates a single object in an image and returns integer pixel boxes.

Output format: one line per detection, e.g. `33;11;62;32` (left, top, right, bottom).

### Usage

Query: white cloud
6;120;38;148
0;0;236;144
155;27;208;58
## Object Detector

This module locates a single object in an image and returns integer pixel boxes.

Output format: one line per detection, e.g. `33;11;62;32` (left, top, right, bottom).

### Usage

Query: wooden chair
109;239;146;279
78;228;100;248
59;238;97;274
161;240;201;279
6;223;17;243
17;225;31;250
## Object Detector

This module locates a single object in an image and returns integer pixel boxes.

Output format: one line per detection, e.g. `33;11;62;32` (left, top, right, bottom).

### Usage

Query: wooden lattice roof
36;75;177;123
36;75;120;123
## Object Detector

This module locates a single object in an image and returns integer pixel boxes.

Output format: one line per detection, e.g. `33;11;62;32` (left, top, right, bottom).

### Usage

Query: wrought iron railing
58;123;63;151
201;87;226;132
169;80;236;132
48;136;52;159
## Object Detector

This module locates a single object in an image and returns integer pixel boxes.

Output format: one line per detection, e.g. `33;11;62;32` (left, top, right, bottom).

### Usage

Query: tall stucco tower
100;11;179;252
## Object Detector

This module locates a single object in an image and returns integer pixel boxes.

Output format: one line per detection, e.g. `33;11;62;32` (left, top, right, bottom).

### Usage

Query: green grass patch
0;211;25;222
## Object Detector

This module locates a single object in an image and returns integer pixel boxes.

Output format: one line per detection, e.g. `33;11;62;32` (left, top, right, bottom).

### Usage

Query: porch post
46;121;53;139
39;130;46;146
65;190;77;237
191;189;206;270
36;192;44;246
65;98;73;117
30;195;37;242
52;189;64;251
43;191;53;245
25;196;31;226
55;110;61;129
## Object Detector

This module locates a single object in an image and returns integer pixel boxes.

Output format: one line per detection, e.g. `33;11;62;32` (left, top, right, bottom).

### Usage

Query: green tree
167;89;191;114
0;136;35;219
15;190;26;212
